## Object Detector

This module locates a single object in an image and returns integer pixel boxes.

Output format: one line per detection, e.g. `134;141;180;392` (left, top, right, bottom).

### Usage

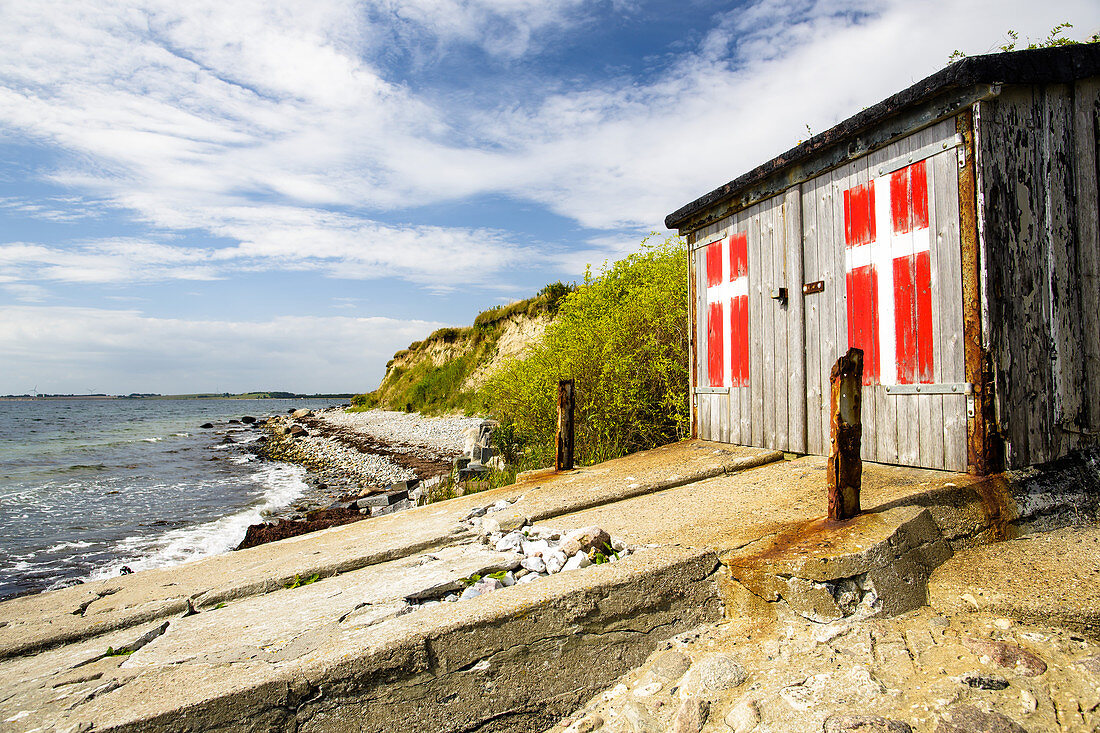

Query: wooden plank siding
784;186;807;454
687;85;1100;470
692;119;969;470
1073;79;1100;435
691;193;806;450
796;119;966;471
977;83;1100;467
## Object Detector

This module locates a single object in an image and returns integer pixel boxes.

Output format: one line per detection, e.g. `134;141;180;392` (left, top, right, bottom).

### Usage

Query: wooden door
801;119;968;471
692;191;807;453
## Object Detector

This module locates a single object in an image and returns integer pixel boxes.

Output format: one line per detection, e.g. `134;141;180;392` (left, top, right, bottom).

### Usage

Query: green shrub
348;392;379;412
426;327;464;343
284;573;320;589
483;235;689;467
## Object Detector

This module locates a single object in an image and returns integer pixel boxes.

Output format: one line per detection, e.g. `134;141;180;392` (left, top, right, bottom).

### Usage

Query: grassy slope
352;285;570;415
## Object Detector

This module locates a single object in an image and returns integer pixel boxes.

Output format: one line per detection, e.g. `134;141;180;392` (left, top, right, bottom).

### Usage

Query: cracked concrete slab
720;507;953;622
0;441;774;662
1;442;1095;732
928;524;1100;640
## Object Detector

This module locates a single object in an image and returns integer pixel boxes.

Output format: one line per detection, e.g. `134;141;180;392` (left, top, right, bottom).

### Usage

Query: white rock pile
414;499;629;608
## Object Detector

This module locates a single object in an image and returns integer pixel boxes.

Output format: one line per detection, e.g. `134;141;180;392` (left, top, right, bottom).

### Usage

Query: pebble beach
242;407;488;545
262;407;484;489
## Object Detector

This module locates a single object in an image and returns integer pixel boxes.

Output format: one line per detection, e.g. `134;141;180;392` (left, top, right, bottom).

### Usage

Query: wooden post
556;379;575;471
827;348;863;520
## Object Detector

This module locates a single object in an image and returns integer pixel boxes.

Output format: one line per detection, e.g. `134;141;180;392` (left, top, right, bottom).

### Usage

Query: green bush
348;392;379;411
483;235;689;466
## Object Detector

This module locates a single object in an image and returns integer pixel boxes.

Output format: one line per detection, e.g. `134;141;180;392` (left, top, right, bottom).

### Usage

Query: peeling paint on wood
978;82;1100;467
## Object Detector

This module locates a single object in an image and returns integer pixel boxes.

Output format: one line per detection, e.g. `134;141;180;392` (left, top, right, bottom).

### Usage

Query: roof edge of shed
665;44;1100;231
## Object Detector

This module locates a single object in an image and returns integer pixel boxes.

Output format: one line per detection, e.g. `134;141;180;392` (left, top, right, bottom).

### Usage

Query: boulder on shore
236;505;365;550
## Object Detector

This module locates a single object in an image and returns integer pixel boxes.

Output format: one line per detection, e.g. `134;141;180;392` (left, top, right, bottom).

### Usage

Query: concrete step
0;441;777;662
2;442;1096;732
720;506;953;623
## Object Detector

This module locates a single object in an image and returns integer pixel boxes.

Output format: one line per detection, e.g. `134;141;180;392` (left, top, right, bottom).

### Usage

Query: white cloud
1;0;1097;289
0;209;534;288
0;239;219;284
2;283;48;302
0;306;445;394
0;196;107;223
366;0;593;60
486;0;1100;229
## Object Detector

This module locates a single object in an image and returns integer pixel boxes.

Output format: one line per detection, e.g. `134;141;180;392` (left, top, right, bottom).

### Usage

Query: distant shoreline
0;393;355;402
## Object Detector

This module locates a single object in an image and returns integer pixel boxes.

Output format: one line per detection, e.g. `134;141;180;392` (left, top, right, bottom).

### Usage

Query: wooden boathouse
666;45;1100;475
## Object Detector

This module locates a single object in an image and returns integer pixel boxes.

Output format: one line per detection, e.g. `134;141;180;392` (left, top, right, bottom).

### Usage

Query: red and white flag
704;233;750;388
843;159;935;386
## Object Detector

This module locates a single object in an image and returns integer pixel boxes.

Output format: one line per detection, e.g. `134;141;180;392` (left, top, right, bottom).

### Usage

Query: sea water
0;398;341;600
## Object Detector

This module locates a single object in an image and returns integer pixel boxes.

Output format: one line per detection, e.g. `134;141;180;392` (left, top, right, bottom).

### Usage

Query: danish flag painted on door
843;159;934;386
705;233;750;388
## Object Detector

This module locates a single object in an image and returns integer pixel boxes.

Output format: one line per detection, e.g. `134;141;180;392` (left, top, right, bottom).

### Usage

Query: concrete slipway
1;440;1097;732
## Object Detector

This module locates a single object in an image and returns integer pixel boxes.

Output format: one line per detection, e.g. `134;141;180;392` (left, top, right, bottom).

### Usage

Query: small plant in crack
105;647;134;657
284;573;320;589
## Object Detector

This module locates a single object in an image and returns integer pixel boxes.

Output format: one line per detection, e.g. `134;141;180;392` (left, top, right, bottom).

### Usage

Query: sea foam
85;462;308;581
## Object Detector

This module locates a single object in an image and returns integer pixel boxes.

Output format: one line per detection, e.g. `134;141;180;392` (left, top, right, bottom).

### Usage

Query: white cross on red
704;233;749;388
843;159;935;386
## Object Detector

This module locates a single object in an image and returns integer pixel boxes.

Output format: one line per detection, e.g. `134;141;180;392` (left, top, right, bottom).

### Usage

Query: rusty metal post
957;108;993;475
827;348;863;520
556;379;575;471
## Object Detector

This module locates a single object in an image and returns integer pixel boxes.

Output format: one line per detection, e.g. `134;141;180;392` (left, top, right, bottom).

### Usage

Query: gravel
315;409;483;453
258;408;487;509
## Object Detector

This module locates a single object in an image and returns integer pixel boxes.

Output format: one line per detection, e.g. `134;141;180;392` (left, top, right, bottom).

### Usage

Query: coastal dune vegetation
351;281;573;416
485;235;689;467
355;234;690;471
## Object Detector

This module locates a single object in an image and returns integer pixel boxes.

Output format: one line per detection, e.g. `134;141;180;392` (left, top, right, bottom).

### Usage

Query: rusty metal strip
687;231;698;439
874;134;965;177
885;383;972;396
957;109;992;475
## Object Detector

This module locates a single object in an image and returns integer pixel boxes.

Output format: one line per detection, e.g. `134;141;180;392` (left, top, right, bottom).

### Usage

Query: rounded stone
672;696;709;733
724;699;760;733
934;704;1027;733
697;653;747;690
960;672;1009;690
649;650;692;681
621;700;658;733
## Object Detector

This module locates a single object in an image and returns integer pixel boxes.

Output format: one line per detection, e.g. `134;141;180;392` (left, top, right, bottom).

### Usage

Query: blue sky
1;1;1097;395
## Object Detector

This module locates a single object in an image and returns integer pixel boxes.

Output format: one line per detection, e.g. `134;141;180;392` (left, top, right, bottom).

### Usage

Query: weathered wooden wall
801;118;967;471
692;119;969;471
688;80;1100;473
977;81;1100;467
692;192;807;452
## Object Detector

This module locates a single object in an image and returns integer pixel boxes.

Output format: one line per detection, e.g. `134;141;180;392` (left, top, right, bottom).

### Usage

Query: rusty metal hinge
885;382;972;395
